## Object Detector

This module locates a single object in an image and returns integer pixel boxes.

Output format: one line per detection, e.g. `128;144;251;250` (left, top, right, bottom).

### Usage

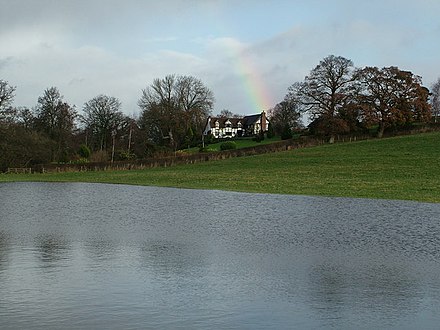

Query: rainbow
227;42;274;113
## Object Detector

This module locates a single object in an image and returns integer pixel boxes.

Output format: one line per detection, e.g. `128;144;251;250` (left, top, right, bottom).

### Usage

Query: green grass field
1;132;439;202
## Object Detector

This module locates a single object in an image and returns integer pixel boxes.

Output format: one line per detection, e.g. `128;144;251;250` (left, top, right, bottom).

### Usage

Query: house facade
204;111;269;139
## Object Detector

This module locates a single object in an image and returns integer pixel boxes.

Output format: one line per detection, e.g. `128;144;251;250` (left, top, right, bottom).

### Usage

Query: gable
210;117;244;129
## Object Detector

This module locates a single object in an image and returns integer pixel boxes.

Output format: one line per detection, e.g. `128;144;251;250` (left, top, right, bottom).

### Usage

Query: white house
204;111;269;139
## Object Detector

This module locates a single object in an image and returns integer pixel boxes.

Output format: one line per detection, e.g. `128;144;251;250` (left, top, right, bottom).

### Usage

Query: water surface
1;182;440;329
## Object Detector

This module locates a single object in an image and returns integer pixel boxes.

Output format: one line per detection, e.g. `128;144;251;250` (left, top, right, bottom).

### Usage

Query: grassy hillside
1;132;439;202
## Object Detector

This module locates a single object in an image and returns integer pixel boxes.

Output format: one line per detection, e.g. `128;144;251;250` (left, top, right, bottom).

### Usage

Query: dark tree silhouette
287;55;358;142
138;74;214;149
82;94;124;151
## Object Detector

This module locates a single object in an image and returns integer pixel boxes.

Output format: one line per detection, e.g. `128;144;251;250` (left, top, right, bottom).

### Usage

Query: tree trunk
329;135;335;144
377;123;385;138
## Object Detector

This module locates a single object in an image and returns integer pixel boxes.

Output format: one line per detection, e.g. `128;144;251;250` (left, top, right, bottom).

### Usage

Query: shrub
267;122;275;139
220;141;237;151
199;146;216;153
90;150;108;162
253;131;265;142
69;158;89;164
78;144;91;159
281;124;293;140
115;150;136;161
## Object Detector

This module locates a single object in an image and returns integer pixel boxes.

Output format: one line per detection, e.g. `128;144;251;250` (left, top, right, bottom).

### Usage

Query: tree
177;75;214;131
431;78;440;123
184;127;194;149
218;109;240;118
0;106;18;125
82;95;124;152
34;87;77;161
358;66;431;137
288;55;358;142
218;109;233;118
138;74;214;149
0;80;16;122
268;98;302;137
115;116;138;158
266;121;275;138
0;124;53;170
15;107;35;130
111;115;140;161
138;75;181;148
280;123;293;140
0;106;36;129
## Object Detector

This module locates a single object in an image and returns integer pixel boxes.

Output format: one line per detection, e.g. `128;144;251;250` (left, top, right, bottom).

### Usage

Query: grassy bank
1;132;439;202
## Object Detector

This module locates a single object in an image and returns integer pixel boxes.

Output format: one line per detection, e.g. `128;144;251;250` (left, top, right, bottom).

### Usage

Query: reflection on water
0;182;440;329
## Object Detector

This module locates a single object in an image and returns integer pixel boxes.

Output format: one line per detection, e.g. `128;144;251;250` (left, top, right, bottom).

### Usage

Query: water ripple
1;182;440;329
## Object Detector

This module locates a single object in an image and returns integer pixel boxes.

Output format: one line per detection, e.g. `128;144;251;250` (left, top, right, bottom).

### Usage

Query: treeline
269;55;440;142
1;55;440;170
0;74;214;171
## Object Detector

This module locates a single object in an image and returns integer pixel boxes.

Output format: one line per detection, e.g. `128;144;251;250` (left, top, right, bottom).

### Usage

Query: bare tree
15;107;35;130
138;74;214;149
177;75;214;130
138;75;178;146
288;55;358;142
268;98;302;137
218;109;241;118
35;87;77;161
35;87;74;136
0;80;16;121
431;78;440;123
82;95;124;151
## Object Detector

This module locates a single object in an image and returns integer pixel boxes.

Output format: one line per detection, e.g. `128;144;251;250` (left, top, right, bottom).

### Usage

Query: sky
1;0;440;117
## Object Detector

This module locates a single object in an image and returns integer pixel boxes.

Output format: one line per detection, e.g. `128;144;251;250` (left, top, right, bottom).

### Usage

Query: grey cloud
2;0;440;115
0;0;205;32
0;57;14;71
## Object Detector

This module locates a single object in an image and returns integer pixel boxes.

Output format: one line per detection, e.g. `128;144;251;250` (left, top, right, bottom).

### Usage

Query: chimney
261;111;267;132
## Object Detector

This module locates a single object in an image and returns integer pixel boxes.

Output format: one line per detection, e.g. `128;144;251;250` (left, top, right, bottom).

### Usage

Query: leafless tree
0;80;16;121
138;74;214;149
287;55;358;142
268;98;302;136
82;95;124;151
431;78;440;123
35;87;77;161
218;109;241;118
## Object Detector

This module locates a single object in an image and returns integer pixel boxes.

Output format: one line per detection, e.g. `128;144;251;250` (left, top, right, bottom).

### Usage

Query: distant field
1;132;439;203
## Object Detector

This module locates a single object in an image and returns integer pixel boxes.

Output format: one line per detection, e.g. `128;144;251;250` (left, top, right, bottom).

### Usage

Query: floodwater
0;182;440;329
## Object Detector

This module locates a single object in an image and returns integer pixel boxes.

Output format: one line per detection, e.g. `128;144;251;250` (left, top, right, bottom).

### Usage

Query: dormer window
215;120;220;128
237;121;242;128
225;120;232;128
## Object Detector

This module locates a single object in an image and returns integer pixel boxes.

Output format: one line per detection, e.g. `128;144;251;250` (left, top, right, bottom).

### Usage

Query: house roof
210;117;243;129
242;114;261;126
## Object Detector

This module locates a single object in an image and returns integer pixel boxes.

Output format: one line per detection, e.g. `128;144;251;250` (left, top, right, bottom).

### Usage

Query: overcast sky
1;0;439;116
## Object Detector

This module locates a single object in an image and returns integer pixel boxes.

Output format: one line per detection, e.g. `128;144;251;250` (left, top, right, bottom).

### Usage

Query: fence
30;137;327;174
6;168;32;174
